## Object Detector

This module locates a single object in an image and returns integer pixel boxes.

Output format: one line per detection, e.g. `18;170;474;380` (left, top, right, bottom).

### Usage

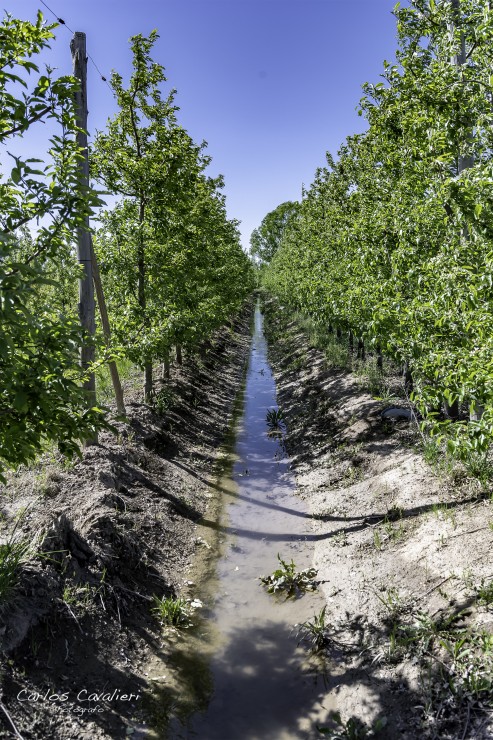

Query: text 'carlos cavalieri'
17;688;141;703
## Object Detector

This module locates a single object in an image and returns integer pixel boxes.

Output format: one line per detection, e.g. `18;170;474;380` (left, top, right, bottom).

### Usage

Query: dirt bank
0;303;252;740
263;298;493;740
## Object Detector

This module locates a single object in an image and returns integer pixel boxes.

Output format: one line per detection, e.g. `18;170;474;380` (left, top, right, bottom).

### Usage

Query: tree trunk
451;1;479;420
403;361;413;395
358;338;365;361
144;363;153;402
176;343;182;365
470;403;484;422
90;238;126;415
445;399;459;420
376;344;383;370
161;354;170;380
137;197;152;401
349;330;354;353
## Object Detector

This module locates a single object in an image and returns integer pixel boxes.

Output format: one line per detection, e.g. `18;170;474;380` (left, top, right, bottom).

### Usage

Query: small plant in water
296;606;332;652
318;712;387;738
259;554;317;597
152;596;194;628
266;407;285;434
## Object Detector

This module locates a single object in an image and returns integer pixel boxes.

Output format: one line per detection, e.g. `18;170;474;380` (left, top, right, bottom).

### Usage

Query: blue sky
12;1;399;250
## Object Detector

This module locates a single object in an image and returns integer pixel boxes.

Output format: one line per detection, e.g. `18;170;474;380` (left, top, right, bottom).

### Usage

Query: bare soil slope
0;305;252;740
264;299;493;740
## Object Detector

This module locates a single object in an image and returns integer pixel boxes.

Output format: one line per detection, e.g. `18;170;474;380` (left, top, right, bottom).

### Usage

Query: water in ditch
150;304;333;739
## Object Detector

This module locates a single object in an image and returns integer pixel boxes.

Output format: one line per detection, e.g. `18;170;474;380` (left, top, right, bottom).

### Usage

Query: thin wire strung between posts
39;0;74;33
38;0;113;93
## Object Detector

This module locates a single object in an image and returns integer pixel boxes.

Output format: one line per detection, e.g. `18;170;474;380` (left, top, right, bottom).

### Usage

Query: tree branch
0;105;52;140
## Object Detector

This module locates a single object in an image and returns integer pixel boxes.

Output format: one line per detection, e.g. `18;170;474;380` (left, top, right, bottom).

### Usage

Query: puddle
146;304;334;739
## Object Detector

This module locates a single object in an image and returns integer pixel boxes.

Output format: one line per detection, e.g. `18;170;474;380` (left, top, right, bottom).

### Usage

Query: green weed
152;596;194;628
259;554;318;597
153;385;175;415
464;453;493;486
474;578;493;607
0;535;31;602
266;407;285;434
296;606;332;652
373;529;382;551
376;587;411;625
287;356;305;372
318;711;387;738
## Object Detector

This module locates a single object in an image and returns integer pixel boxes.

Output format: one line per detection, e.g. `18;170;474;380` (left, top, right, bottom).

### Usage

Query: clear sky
11;0;399;250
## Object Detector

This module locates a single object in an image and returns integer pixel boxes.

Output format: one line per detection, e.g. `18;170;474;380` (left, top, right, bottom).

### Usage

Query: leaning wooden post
90;238;126;415
71;32;97;443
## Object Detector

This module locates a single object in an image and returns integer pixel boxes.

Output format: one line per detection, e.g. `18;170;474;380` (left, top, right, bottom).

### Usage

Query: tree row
262;0;493;459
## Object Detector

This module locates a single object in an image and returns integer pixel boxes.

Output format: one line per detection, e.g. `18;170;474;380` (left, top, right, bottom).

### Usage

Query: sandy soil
0;304;252;740
263;299;493;740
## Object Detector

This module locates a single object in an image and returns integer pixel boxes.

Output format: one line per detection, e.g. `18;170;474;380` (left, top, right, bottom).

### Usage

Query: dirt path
263;299;493;740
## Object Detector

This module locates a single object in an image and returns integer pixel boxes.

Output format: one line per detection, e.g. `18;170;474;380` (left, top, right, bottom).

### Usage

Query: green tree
92;31;254;400
250;201;299;264
264;0;493;459
0;12;105;479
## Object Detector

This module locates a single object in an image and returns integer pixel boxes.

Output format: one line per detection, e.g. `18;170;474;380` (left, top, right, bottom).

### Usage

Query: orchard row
0;14;253;477
262;0;493;459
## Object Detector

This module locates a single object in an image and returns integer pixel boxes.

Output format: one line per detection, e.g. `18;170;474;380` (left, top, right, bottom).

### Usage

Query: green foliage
250;201;299;264
92;32;254;398
0;12;106;479
296;606;332;652
265;407;285;432
152;596;193;628
262;1;493;462
317;712;387;739
259;554;318;597
0;534;31;603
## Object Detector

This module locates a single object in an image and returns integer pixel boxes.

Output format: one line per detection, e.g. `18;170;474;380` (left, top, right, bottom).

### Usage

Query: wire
39;0;113;93
88;55;113;92
39;0;74;34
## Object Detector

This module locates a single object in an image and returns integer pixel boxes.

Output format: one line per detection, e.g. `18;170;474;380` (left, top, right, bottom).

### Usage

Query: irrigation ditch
0;295;492;739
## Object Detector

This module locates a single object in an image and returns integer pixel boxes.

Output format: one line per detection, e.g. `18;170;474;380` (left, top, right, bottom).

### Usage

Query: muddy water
156;306;333;739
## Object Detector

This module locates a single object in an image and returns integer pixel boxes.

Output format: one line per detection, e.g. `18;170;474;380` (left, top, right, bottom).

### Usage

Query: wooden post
71;31;97;444
90;238;126;415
